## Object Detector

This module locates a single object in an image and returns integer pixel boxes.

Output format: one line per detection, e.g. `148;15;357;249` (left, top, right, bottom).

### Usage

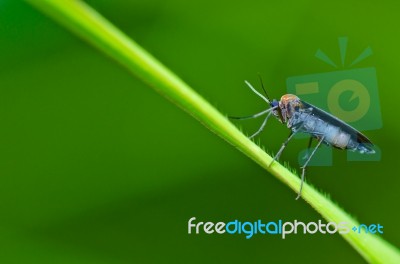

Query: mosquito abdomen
289;112;374;154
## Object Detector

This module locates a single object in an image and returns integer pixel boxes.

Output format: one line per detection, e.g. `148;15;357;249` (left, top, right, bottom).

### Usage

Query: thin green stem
26;0;399;262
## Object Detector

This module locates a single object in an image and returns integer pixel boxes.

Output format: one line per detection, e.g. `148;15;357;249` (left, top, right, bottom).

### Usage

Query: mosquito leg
269;131;297;167
249;111;273;139
296;136;325;200
302;137;313;160
228;108;271;120
244;80;270;104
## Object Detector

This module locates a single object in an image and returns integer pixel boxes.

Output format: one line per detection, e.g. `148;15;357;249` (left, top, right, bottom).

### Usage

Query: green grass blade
26;0;400;262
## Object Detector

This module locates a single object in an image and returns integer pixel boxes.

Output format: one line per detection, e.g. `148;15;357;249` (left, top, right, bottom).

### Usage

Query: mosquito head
278;94;302;123
269;99;283;123
270;99;279;108
243;79;290;123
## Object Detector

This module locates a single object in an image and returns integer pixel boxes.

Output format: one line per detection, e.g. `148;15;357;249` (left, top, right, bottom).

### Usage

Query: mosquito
229;79;375;200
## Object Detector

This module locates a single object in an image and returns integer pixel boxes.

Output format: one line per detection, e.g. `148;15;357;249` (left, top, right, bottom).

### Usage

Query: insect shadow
229;78;375;200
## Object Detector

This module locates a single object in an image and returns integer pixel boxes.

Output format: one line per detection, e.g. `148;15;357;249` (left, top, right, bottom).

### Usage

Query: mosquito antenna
244;80;270;104
257;73;271;102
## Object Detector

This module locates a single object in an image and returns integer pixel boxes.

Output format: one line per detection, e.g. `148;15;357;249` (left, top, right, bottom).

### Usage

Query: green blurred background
0;0;399;263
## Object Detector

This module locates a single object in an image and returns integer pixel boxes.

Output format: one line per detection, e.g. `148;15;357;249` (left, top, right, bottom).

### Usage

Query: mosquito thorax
280;94;300;104
279;94;301;122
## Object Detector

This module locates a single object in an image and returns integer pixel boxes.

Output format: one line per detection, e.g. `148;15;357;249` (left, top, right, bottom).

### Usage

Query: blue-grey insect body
230;80;375;200
278;94;375;154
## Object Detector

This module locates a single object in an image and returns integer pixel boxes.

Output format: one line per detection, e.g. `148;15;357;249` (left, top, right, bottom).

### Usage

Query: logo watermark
188;217;384;239
286;37;382;166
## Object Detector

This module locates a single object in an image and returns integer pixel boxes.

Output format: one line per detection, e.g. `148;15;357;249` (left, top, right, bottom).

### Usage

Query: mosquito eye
271;100;279;108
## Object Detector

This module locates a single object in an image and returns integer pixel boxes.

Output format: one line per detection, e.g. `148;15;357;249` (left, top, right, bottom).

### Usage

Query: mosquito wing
300;100;373;145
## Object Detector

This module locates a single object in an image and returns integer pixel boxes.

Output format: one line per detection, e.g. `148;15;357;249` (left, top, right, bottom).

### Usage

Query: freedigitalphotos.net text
188;217;383;239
